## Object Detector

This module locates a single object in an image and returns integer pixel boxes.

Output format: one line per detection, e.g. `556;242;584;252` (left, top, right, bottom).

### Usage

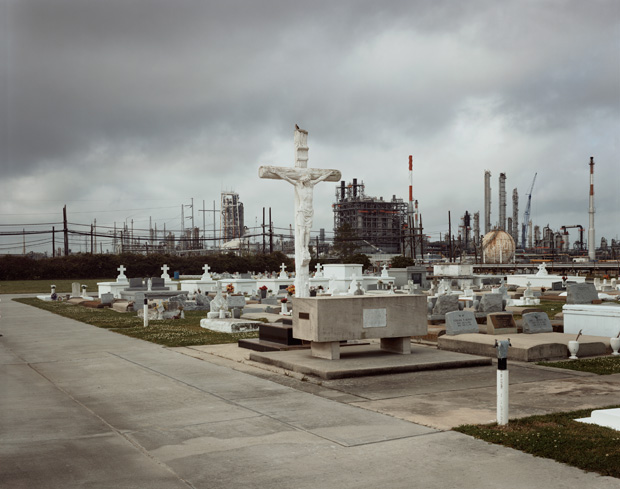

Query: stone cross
315;263;323;277
202;264;211;279
279;263;287;278
117;265;128;282
259;127;341;297
161;264;170;279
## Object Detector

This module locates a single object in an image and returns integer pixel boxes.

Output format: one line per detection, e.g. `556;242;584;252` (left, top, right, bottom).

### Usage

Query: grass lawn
13;297;258;347
537;356;620;375
455;406;620;478
1;279;111;295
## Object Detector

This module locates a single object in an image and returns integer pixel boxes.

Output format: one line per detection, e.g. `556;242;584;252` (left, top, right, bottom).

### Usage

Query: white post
143;298;149;328
497;369;509;425
495;339;511;426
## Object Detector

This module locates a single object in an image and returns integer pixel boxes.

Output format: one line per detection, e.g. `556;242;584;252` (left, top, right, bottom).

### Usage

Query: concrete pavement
1;295;619;488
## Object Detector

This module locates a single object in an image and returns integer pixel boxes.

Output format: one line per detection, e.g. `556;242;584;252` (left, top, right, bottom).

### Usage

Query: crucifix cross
259;127;341;297
202;264;211;278
161;264;170;279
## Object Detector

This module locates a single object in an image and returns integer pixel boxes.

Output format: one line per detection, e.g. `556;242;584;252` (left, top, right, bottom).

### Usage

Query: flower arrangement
226;283;234;293
259;285;268;291
286;284;295;296
281;297;288;303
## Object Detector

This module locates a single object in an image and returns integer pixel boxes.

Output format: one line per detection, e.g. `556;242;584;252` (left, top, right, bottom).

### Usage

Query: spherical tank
482;230;515;264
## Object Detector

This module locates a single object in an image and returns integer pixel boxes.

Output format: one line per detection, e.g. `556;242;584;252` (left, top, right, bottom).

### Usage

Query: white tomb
180;264;218;294
563;304;620;337
98;265;133;298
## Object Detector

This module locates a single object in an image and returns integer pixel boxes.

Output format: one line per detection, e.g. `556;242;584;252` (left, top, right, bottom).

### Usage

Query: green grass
537;356;620;375
1;279;111;294
13;297;258;347
455;406;620;478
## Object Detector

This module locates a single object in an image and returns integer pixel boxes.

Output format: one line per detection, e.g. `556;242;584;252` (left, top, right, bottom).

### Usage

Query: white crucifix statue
279;263;288;279
117;265;128;283
315;263;323;277
161;264;171;280
260;126;341;297
201;264;211;280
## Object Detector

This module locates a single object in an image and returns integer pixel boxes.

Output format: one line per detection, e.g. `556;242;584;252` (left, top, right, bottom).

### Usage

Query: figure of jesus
271;170;337;260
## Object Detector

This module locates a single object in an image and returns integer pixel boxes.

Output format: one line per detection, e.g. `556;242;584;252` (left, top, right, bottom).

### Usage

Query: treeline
0;252;297;281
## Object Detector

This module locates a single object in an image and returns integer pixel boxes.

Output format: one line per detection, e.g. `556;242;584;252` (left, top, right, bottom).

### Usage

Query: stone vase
281;301;288;314
610;337;620;356
568;340;579;360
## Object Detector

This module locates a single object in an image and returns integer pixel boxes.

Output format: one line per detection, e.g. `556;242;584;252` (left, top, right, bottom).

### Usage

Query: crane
521;173;537;249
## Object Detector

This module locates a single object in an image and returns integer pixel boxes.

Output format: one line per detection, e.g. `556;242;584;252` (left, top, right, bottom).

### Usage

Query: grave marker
445;311;479;335
522;312;553;334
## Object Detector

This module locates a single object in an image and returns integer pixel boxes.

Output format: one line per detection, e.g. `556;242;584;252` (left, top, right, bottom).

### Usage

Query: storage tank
482;230;515;264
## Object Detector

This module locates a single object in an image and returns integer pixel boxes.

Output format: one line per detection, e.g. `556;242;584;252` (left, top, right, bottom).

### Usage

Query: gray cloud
1;0;618;252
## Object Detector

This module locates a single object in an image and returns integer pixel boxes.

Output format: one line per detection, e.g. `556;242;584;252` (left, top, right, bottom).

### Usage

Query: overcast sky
1;0;618;255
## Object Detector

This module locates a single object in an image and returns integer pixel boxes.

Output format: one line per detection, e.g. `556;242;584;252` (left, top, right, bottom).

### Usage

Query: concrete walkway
1;295;618;488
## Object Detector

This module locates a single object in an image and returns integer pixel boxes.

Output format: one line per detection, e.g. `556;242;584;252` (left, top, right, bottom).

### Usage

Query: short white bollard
143;298;149;328
495;339;511;426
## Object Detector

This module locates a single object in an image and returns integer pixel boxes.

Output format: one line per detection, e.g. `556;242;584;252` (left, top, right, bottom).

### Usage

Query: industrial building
333;179;407;254
220;191;244;242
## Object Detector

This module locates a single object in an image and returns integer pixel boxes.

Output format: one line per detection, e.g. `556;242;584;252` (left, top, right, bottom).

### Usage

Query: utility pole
269;207;273;253
52;226;55;257
90;224;94;254
262;207;266;253
448;211;453;263
63;205;69;256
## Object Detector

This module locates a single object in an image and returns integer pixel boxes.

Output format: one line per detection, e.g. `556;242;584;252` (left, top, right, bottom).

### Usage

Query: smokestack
588;156;596;261
484;170;491;234
512;188;519;245
340;181;345;200
473;212;480;246
499;173;507;231
352;178;358;197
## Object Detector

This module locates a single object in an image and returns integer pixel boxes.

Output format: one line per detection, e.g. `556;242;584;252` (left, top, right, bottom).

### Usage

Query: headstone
100;293;114;305
195;293;210;307
566;283;598;304
551;281;564;291
279;263;288;279
128;278;144;289
432;294;459;315
445;311;479;335
201;264;212;280
160;264;171;280
353;282;365;295
151;277;167;289
477;293;503;313
227;295;246;310
486;312;517;335
522;312;553;334
71;282;81;298
593;277;601;290
132;292;145;311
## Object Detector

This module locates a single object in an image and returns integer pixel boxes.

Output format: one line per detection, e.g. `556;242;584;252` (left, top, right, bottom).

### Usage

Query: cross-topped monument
259;126;341;297
201;264;211;280
160;264;170;280
116;265;128;283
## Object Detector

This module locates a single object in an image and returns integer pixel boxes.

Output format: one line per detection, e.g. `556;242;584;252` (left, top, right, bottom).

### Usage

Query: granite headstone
445;310;479;335
522;312;553;334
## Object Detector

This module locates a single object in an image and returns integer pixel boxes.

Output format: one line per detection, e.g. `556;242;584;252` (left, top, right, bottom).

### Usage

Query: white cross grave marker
117;265;128;282
202;264;211;280
260;127;341;297
161;264;170;279
279;263;287;278
315;263;323;277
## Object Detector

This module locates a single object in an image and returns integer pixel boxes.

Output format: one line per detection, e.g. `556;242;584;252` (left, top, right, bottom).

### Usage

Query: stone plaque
445;311;479;335
363;308;387;328
486;312;517;335
566;283;598;305
226;295;246;309
522;312;553;334
100;293;114;305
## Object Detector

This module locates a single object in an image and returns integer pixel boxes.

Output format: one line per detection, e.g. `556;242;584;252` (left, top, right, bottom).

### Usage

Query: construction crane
521;173;537;249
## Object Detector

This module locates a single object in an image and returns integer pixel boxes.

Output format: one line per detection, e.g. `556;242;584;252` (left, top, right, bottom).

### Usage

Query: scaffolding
220;191;244;243
333;179;407;254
